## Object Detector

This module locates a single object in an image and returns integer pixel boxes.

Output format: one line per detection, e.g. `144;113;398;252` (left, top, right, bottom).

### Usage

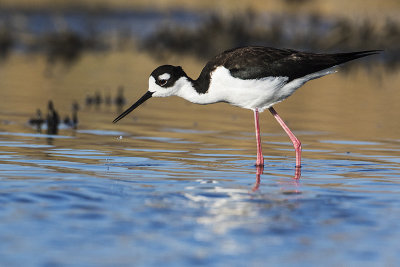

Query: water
0;52;400;266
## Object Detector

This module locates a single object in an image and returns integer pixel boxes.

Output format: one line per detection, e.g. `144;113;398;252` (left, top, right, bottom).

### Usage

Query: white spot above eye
159;73;171;81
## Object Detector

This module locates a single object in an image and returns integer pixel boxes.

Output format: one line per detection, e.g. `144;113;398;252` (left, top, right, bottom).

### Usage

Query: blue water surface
0;127;399;266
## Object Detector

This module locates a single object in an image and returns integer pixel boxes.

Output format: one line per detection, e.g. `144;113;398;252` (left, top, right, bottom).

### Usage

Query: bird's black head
150;65;187;88
112;65;189;123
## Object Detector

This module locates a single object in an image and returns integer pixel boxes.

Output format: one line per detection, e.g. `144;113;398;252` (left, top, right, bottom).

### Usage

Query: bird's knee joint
294;141;302;151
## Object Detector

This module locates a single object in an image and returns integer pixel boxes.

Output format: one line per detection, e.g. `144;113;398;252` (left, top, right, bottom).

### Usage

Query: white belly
177;66;336;112
208;67;290;111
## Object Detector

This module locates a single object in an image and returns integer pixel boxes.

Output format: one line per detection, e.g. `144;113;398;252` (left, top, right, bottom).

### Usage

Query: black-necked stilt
113;46;379;168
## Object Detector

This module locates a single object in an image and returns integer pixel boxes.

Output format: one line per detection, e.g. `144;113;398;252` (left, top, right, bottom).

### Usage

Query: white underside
172;66;337;112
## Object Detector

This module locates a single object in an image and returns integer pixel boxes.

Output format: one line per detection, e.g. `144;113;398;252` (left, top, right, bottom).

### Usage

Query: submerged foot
255;158;264;166
294;165;301;180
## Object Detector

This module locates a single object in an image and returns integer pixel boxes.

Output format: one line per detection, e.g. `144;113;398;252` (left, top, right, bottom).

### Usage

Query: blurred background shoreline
0;0;399;68
1;0;399;17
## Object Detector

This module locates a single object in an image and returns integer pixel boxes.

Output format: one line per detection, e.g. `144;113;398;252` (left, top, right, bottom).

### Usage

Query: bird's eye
159;79;168;86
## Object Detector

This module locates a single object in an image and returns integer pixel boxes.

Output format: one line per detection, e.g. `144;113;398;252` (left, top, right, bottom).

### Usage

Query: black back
193;46;380;94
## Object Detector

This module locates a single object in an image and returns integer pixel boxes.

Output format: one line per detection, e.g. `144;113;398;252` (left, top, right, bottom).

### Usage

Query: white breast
208;67;289;111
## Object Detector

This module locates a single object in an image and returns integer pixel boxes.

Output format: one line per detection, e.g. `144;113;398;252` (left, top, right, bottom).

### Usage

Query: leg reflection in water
252;164;301;192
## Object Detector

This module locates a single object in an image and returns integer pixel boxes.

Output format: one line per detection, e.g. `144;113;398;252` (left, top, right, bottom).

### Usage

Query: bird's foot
255;158;264;167
294;165;301;180
252;165;264;192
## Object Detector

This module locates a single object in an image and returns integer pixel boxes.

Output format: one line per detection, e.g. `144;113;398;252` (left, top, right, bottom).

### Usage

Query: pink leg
269;107;302;168
253;109;264;166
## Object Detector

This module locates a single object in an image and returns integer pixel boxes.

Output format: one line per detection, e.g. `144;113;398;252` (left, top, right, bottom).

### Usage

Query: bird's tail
332;50;382;64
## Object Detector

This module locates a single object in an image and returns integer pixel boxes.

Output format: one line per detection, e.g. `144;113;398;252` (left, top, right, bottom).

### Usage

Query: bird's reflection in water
294;166;301;180
252;165;301;192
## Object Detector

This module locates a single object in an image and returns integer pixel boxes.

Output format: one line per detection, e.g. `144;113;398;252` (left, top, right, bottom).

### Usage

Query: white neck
175;77;222;105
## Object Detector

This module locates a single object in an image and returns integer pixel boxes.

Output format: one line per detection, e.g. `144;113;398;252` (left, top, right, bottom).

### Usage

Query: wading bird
113;46;379;170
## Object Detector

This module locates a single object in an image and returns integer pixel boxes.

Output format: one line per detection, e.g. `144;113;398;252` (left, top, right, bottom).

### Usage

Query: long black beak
113;91;153;123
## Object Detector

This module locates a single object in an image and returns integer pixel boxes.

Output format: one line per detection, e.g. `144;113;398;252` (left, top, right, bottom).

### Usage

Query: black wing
193;46;380;93
194;47;292;93
221;46;379;81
